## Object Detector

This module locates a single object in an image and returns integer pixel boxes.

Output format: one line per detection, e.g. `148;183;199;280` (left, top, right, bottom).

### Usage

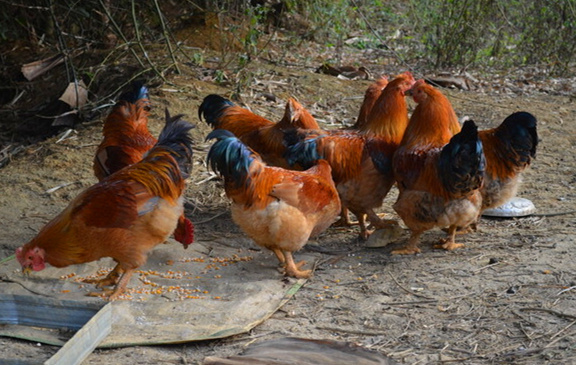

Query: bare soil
1;49;575;364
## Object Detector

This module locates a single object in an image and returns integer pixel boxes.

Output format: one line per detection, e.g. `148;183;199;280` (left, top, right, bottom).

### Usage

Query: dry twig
519;307;576;321
387;271;436;300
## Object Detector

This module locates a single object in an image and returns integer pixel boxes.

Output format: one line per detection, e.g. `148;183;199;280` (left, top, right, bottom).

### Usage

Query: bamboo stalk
153;0;181;74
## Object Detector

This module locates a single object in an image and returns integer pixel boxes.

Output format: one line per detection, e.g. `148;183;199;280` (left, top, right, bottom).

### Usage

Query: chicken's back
94;84;155;180
199;94;272;138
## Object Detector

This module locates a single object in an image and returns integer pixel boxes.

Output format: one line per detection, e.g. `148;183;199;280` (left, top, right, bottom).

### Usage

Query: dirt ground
1;50;576;364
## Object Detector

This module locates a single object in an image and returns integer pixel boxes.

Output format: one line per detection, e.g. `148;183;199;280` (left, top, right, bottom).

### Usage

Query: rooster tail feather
206;129;256;185
155;110;195;177
438;120;485;195
118;81;149;105
284;134;322;169
198;94;235;128
282;127;301;147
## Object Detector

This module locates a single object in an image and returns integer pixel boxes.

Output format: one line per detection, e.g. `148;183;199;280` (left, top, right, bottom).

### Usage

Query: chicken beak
22;266;33;276
405;88;414;96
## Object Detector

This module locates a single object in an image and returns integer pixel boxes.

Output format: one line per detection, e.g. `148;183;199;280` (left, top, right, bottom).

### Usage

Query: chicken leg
392;230;422;255
107;268;135;301
272;248;286;267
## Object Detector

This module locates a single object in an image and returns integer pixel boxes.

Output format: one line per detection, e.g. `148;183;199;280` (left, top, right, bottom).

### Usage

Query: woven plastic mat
0;240;309;348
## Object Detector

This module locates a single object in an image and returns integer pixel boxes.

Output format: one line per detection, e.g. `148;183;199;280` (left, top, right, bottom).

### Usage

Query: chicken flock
15;73;538;300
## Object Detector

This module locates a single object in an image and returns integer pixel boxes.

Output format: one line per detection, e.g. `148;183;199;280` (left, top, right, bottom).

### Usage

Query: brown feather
93;100;156;180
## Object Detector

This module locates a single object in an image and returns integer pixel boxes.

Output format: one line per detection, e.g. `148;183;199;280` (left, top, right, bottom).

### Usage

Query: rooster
285;72;415;238
16;111;194;300
392;80;485;254
93;83;194;248
206;129;340;278
199;94;319;167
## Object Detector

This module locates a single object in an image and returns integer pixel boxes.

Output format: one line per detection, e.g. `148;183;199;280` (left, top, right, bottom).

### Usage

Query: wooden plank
45;303;112;365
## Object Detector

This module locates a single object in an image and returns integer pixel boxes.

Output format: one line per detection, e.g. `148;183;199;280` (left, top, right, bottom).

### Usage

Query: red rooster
93;84;194;247
392;80;485;254
16;112;194;300
206;129;341;278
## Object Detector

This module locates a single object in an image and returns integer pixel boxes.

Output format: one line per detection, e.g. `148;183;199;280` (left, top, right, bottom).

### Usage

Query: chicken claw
86;267;134;301
86;288;114;298
333;208;358;227
434;239;465;251
391;246;421;255
283;251;312;279
83;264;123;288
434;225;465;251
391;231;421;255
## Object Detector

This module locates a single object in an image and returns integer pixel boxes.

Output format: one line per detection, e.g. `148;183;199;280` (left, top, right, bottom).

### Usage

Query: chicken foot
107;268;135;301
356;210;399;240
333;207;355;227
355;213;371;240
434;225;465;251
441;222;477;235
391;230;422;255
282;251;311;278
85;266;135;300
83;263;123;288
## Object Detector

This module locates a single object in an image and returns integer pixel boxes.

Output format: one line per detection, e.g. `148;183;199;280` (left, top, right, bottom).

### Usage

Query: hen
93;84;194;248
16;111;194;300
478;111;538;212
285;72;415;238
206;129;340;278
199;94;319;167
352;75;389;130
392;80;485;254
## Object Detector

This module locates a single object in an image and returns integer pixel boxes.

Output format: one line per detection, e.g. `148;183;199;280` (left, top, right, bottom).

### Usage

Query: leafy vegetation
1;0;575;77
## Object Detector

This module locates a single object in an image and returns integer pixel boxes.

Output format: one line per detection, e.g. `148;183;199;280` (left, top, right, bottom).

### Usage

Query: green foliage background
1;0;575;75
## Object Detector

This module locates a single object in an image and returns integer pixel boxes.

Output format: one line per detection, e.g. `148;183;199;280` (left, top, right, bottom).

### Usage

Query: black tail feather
118;81;149;105
283;132;323;169
206;129;255;185
156;109;195;177
439;120;485;195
